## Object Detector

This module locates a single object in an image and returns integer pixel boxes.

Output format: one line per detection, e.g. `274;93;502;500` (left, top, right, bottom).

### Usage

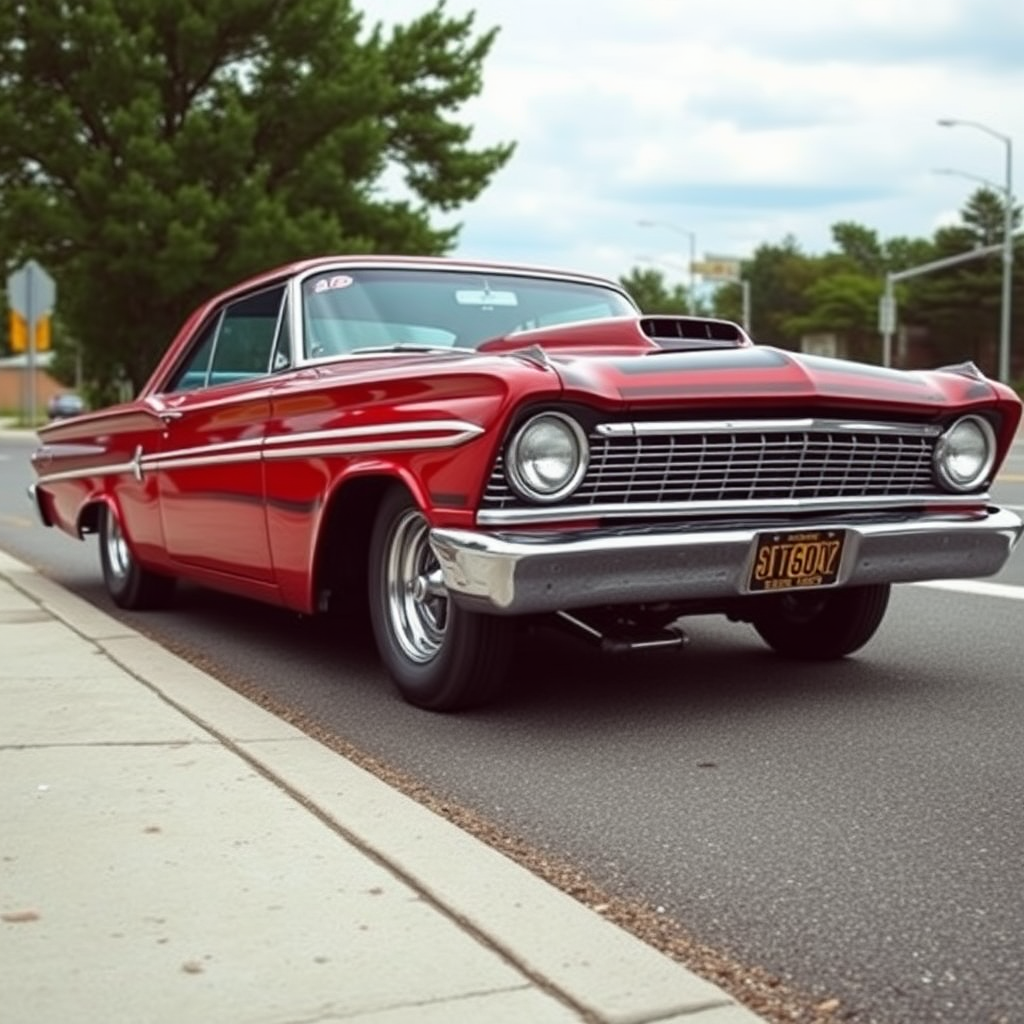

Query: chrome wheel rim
385;508;448;664
104;512;132;583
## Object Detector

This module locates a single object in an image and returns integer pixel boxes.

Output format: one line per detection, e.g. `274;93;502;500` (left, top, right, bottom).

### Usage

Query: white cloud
365;0;1024;283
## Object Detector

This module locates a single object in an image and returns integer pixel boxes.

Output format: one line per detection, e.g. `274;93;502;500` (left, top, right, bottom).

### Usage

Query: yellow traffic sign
692;259;741;281
9;310;51;352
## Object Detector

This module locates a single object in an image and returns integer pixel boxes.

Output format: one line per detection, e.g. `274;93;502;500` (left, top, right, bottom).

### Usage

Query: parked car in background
28;256;1024;710
46;392;85;420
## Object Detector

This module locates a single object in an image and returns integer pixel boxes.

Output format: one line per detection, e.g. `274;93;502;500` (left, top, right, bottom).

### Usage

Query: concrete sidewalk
0;548;764;1024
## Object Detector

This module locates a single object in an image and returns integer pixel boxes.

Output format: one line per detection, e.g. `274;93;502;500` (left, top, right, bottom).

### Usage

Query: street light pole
636;219;698;311
740;278;751;334
934;166;1005;195
938;118;1014;383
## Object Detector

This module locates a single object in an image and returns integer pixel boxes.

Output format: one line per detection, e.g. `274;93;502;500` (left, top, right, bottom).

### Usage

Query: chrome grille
482;421;940;510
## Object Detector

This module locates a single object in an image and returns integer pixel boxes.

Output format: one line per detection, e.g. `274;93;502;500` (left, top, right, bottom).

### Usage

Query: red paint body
30;256;1023;624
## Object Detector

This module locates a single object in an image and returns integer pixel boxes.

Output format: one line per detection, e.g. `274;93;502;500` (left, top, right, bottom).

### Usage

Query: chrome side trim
262;435;481;461
34;456;143;487
261;420;484;449
144;436;262;470
262;420;484;460
32;442;109;460
131;445;144;482
476;492;988;525
142;450;261;472
32;420;484;485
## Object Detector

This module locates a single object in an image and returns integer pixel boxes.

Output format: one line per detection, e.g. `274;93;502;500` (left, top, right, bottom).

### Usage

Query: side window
167;315;221;392
165;285;287;393
210;286;286;380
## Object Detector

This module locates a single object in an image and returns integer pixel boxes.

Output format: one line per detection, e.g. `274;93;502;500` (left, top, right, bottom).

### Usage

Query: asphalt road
3;429;1023;1023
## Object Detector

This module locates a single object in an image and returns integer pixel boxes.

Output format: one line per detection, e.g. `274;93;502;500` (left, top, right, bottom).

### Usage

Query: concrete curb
0;547;764;1023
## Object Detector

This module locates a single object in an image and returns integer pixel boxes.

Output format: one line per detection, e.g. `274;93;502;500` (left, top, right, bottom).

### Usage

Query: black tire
98;504;176;610
751;584;891;660
368;487;513;711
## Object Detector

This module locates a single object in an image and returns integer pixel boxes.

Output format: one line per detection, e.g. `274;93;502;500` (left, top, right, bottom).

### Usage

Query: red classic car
29;256;1024;710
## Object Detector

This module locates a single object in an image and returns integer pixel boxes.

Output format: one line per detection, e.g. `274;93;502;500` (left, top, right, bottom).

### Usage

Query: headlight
505;412;588;502
934;415;996;492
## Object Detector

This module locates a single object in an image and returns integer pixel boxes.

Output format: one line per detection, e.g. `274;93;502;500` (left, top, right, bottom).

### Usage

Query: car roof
222;255;625;300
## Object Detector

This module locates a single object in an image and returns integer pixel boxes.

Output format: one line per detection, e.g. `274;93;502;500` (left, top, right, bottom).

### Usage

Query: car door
151;284;291;584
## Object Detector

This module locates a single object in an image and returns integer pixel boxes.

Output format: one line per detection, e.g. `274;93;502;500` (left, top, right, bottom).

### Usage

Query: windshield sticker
312;275;353;293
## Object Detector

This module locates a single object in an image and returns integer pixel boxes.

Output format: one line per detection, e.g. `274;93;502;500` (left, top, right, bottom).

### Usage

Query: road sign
692;257;742;281
6;260;57;425
9;310;51;353
7;259;56;321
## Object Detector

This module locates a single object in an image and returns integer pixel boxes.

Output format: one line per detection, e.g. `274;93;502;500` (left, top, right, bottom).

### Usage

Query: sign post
7;260;56;425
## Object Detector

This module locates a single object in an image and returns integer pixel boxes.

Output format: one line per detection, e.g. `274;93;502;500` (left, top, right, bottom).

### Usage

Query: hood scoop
640;315;752;350
475;314;753;358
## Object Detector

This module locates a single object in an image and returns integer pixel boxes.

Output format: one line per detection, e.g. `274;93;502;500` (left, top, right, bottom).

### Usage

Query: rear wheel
368;487;513;711
98;505;176;610
751;584;891;659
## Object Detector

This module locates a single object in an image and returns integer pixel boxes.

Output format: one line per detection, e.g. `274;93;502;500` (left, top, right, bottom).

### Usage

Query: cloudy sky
369;0;1024;287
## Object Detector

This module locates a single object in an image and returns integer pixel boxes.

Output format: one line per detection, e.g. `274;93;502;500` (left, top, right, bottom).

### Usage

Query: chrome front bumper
429;508;1024;615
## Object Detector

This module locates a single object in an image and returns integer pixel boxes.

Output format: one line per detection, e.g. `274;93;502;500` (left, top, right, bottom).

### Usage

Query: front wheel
368;488;513;711
98;504;176;610
751;584;891;660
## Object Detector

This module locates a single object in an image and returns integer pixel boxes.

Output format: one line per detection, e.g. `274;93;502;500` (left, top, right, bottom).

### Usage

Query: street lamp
933;166;1005;195
636;219;698;311
937;118;1014;383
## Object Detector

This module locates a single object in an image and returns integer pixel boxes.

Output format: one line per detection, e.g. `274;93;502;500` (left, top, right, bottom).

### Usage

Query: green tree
0;0;513;399
830;221;884;276
614;188;1021;380
712;279;745;327
960;186;1010;246
882;235;936;274
618;266;691;313
901;189;1022;370
716;236;816;346
784;272;881;362
780;224;886;361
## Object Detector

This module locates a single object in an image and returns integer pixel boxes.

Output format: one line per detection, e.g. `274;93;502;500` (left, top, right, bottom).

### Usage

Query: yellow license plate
748;530;846;592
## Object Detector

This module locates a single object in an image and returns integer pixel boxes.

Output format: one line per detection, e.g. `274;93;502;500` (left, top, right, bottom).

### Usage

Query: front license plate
748;529;846;593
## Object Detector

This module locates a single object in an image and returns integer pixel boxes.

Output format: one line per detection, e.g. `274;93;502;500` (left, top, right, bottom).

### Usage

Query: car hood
478;317;1004;418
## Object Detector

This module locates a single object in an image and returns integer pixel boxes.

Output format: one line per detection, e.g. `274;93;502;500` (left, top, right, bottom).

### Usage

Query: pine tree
0;0;513;397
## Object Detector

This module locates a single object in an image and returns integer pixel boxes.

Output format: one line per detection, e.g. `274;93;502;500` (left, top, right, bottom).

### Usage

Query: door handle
158;410;184;422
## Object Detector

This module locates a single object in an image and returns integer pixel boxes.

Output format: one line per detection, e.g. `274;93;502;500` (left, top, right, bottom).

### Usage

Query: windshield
300;267;637;358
